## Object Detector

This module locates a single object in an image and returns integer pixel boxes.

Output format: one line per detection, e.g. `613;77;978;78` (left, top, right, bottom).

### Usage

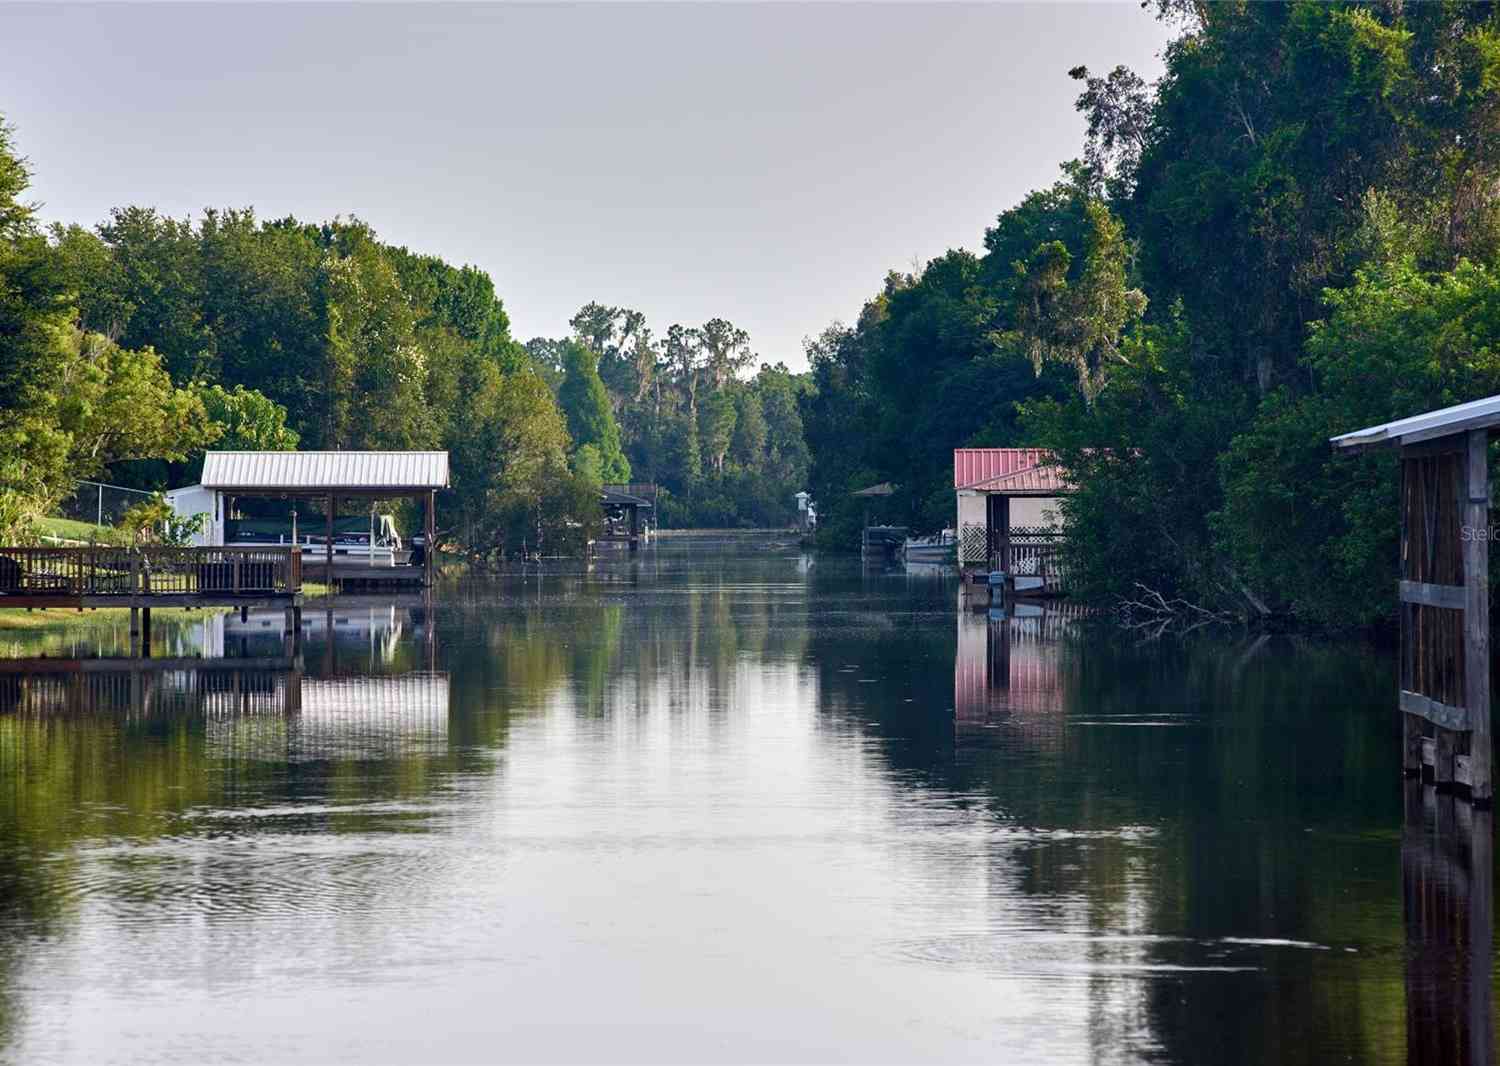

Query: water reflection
1403;781;1494;1065
0;554;1494;1063
954;601;1080;730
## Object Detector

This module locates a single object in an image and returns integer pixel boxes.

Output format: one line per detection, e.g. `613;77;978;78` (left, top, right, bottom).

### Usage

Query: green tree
0;117;73;537
1216;251;1500;626
698;317;753;389
467;368;599;557
730;386;767;470
757;364;811;488
196;383;299;452
557;341;630;483
699;390;737;475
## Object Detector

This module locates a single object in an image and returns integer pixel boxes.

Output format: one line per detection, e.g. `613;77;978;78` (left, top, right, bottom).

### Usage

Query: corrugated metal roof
953;448;1052;489
1331;394;1500;450
201;451;449;491
966;464;1071;496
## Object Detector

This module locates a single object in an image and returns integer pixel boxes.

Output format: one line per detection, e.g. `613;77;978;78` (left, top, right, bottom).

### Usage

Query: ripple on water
65;821;470;927
891;932;1333;977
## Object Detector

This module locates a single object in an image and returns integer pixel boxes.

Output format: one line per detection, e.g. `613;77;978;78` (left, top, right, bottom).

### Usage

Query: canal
0;542;1490;1063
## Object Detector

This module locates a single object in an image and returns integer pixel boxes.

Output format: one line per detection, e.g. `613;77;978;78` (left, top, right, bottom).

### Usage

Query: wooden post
992;495;1011;573
326;493;335;590
1465;429;1492;803
286;661;302;715
425;490;435;588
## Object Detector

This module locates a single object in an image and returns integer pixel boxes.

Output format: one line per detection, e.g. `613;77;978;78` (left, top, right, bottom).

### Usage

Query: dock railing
0;546;302;601
990;526;1068;592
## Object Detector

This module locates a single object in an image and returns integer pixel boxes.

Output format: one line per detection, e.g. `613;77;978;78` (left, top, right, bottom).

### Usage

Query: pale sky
2;2;1172;369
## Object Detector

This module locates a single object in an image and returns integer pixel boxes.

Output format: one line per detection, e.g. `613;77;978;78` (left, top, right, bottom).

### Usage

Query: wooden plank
1464;428;1492;801
1401;689;1472;732
1455;753;1474;788
1403;711;1424;775
1399;580;1467;609
1437;728;1458;787
1423;736;1436;767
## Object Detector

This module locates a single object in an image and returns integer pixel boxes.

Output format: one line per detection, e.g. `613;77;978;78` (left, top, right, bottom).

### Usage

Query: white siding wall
164;485;223;547
956;491;986;530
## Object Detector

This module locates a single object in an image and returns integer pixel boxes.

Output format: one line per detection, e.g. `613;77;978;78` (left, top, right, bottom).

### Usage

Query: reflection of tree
0;558;1447;1064
817;606;1416;1066
439;556;816;731
0;659;492;1056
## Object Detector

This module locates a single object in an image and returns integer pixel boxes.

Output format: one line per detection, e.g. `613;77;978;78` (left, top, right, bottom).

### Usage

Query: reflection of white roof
205;673;449;763
201;451;449;492
1332;394;1500;450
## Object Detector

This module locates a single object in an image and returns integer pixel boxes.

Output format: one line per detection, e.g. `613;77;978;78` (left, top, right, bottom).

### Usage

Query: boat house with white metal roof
181;451;450;588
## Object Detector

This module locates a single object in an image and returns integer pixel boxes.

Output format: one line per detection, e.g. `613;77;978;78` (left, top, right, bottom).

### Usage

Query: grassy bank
0;605;229;631
36;516;129;544
0;582;332;631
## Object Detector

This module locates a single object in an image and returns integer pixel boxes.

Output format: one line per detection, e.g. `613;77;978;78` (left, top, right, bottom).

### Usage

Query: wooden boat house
1332;397;1498;803
169;450;449;589
954;448;1071;591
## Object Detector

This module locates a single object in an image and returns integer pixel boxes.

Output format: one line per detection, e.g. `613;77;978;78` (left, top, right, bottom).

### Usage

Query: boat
902;529;957;565
225;514;415;569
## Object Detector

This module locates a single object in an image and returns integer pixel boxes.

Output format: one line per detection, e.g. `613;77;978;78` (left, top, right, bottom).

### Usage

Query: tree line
0;112;816;552
801;0;1500;628
530;304;811;528
0;127;600;553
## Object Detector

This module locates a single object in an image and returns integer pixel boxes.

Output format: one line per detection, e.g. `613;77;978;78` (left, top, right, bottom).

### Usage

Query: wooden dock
0;545;303;652
300;559;426;588
0;545;302;607
960;534;1069;607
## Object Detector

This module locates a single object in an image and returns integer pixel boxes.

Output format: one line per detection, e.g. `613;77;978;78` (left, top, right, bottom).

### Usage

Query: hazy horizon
3;2;1172;369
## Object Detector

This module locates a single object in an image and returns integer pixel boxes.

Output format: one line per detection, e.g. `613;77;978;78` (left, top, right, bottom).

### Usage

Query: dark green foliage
797;1;1500;628
1020;313;1254;604
0;119;69;414
557;341;630;484
1035;1;1500;623
0;118;216;539
0;112;595;553
801;177;1115;546
533;309;812;529
1216;253;1500;625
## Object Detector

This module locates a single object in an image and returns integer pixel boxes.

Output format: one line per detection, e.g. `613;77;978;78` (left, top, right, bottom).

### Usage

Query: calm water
0;543;1491;1064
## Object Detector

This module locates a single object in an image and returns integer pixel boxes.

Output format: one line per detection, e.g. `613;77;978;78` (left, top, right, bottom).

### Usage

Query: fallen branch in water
1115;582;1237;636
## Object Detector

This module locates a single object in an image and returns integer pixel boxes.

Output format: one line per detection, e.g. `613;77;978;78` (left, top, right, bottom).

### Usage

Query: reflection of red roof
966;464;1071;495
953;448;1054;489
